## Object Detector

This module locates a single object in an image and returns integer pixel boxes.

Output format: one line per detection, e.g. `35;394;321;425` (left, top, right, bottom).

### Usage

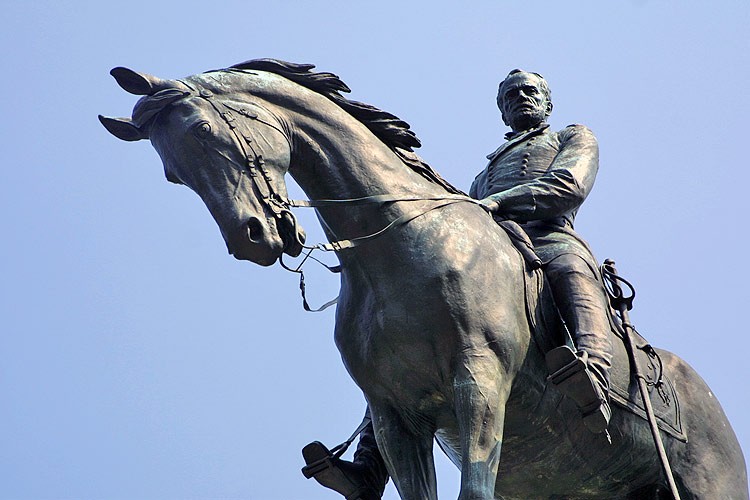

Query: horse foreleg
454;358;509;500
370;405;438;500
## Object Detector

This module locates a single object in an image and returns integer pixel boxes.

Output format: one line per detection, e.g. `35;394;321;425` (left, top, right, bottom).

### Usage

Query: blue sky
1;1;748;498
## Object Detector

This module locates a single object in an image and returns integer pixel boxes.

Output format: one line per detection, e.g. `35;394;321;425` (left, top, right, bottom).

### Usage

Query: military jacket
470;123;599;265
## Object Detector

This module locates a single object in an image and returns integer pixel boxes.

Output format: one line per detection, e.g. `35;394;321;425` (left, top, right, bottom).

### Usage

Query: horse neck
283;102;448;241
290;116;439;199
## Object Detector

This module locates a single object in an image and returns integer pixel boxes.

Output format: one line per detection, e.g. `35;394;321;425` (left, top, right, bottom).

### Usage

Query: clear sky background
2;1;748;498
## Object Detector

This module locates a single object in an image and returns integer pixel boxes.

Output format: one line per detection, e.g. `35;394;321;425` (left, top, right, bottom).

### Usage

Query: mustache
511;99;536;109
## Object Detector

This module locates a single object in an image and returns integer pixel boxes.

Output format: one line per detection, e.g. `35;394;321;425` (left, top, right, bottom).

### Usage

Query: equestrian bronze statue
100;59;748;499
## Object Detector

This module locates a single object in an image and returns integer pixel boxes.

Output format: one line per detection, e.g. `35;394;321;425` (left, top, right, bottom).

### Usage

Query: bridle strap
198;88;288;219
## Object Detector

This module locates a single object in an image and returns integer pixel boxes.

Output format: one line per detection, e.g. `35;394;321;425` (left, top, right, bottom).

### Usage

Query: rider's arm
483;124;599;222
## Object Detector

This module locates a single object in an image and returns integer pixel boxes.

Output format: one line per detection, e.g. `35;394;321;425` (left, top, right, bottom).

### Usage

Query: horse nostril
246;217;264;243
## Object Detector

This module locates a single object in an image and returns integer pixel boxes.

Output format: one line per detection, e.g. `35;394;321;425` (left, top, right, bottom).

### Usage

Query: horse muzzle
279;210;306;258
226;216;285;266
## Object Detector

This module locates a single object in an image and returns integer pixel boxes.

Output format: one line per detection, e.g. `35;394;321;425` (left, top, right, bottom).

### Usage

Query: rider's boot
302;421;388;500
546;345;611;433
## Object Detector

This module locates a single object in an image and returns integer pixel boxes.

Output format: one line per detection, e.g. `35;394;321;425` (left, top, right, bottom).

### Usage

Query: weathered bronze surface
100;60;748;499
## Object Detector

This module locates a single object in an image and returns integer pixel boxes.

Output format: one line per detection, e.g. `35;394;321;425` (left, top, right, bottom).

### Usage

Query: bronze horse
100;60;747;499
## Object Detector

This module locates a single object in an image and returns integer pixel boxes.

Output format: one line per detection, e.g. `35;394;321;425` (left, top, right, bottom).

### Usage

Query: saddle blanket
521;263;686;442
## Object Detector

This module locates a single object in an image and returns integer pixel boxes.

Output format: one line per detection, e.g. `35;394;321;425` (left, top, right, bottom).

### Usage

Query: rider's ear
98;115;148;141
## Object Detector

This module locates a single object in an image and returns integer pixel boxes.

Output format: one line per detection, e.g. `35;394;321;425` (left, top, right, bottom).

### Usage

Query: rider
471;69;612;432
303;69;613;499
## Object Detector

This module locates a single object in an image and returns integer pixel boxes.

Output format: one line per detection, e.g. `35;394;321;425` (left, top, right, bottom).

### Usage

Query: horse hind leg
370;405;438;500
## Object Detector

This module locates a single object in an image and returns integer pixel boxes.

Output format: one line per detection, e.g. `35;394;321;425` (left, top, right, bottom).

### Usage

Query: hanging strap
280;250;341;312
299;271;339;312
328;413;373;459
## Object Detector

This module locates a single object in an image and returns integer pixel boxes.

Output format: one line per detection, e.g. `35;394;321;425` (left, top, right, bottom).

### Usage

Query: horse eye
193;121;212;138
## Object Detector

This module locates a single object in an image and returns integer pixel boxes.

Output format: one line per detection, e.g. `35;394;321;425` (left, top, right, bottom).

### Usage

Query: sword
601;259;681;500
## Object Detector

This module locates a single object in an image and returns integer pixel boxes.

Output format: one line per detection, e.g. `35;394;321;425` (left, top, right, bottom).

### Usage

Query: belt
522;217;571;229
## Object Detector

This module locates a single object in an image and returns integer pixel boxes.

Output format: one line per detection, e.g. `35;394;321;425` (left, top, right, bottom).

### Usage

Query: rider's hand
478;197;500;214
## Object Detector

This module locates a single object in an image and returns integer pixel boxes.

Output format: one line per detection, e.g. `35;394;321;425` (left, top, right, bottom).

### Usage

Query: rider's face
499;73;550;132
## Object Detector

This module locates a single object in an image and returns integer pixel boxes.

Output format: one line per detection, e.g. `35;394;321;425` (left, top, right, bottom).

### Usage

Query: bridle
186;83;487;309
190;85;293;223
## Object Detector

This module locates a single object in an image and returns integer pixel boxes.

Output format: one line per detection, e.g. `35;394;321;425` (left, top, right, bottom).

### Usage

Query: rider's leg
353;412;389;492
544;253;613;431
302;408;389;500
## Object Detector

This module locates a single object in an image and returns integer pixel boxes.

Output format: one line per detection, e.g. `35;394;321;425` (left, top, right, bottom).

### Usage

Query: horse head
99;66;305;266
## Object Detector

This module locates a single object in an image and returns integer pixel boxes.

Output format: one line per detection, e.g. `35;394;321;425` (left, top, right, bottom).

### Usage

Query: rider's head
497;70;552;132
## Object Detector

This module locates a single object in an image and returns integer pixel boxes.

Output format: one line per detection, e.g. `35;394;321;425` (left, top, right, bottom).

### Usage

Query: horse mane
229;59;463;195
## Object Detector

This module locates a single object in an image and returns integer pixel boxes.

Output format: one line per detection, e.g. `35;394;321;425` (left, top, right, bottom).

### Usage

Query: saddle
606;320;685;440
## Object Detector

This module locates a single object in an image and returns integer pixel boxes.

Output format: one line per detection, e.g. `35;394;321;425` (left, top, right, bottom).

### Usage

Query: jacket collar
485;123;550;163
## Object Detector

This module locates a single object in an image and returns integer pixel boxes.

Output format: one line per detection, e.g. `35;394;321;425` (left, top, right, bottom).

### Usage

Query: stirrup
301;441;381;500
301;441;335;479
546;345;610;433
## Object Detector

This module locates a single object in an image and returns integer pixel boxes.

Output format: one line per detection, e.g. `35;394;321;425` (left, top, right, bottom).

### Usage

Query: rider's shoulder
471;167;488;184
558;123;597;141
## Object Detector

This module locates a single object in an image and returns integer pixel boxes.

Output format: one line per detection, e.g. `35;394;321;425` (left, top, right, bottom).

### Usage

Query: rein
189;81;486;255
281;193;485;312
287;193;484;252
190;84;487;310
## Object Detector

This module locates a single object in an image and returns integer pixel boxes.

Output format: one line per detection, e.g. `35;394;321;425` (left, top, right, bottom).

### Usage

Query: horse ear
98;115;148;142
110;67;173;95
